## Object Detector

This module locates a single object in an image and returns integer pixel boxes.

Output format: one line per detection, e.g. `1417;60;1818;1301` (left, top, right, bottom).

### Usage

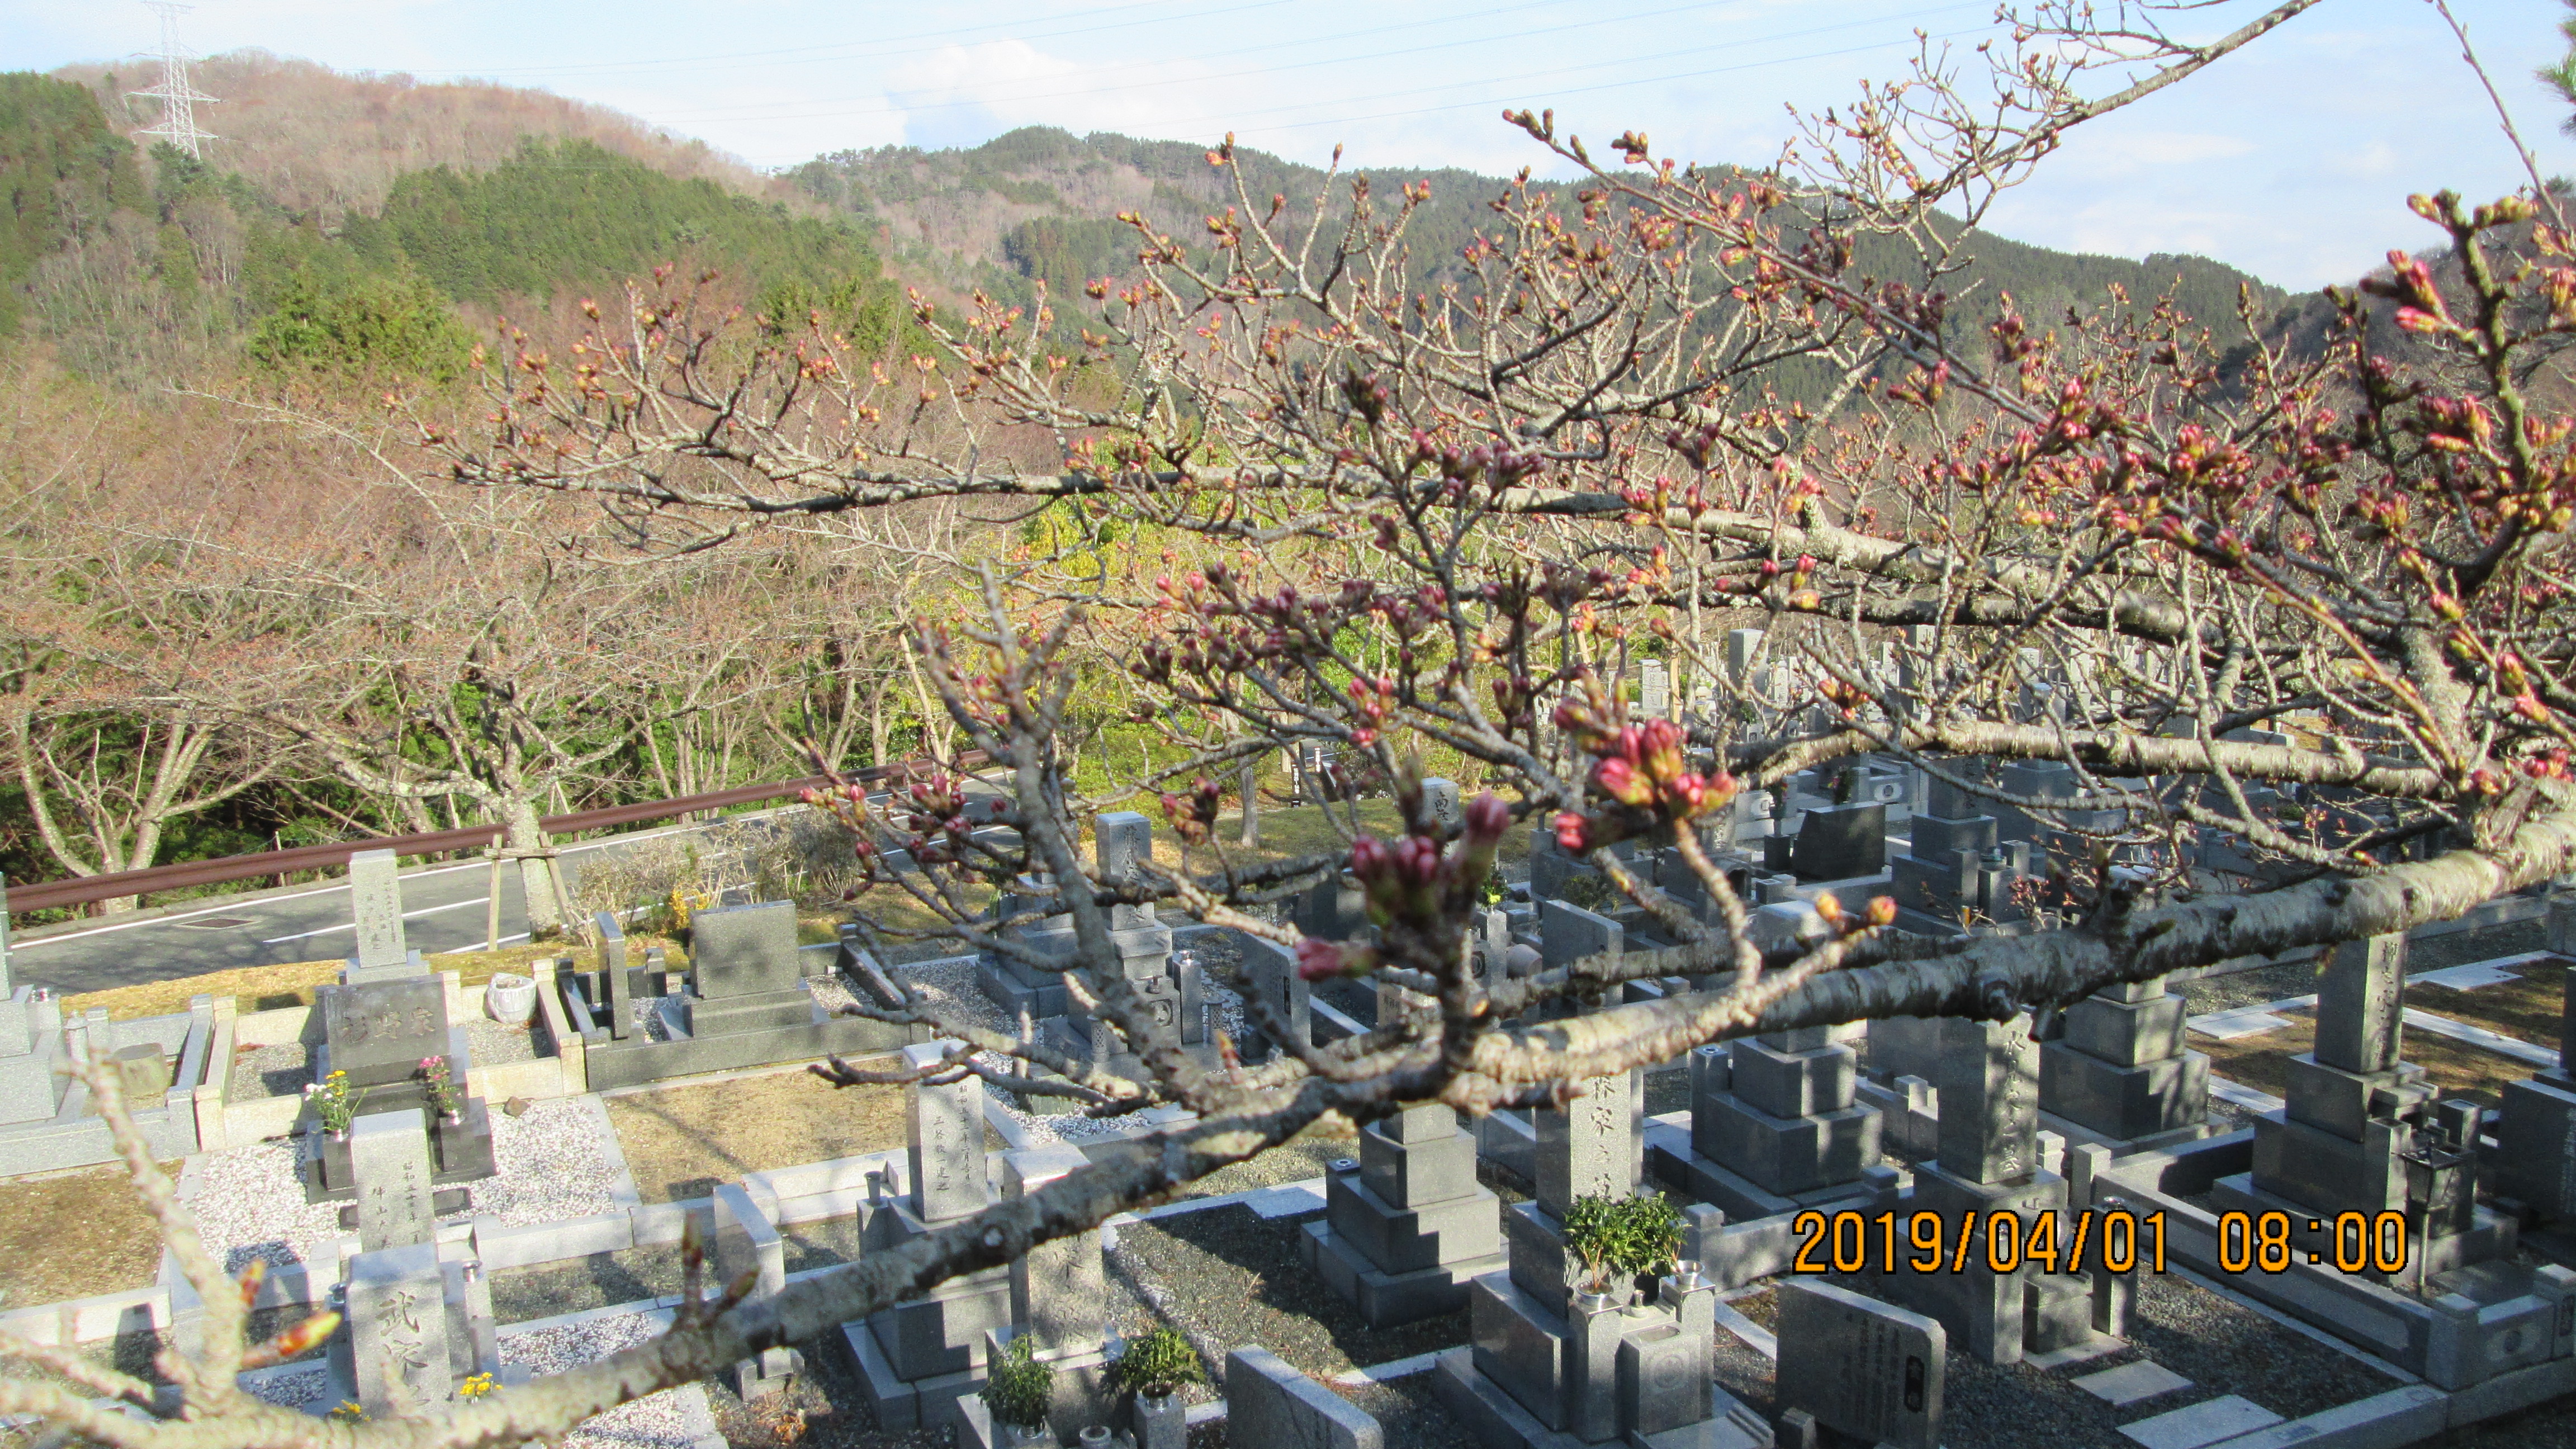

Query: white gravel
505;1311;702;1449
240;1311;704;1447
190;1097;626;1274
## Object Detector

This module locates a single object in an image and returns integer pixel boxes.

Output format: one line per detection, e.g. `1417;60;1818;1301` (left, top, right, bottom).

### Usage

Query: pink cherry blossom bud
1553;812;1589;851
1593;757;1653;807
1464;792;1510;846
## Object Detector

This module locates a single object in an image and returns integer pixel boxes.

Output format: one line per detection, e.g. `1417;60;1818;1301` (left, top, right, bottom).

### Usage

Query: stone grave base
1644;1120;1875;1222
2035;1107;2216;1159
583;1010;918;1091
0;1098;201;1179
302;1098;498;1202
837;1320;984;1433
2208;1171;2520;1289
2101;1131;2576;1388
1431;1347;1772;1449
1298;1218;1505;1327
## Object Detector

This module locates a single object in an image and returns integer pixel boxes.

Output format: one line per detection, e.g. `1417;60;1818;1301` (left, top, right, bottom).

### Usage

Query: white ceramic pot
485;973;538;1025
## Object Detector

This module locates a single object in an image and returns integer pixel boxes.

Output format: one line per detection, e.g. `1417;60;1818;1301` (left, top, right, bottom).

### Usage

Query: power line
129;1;219;159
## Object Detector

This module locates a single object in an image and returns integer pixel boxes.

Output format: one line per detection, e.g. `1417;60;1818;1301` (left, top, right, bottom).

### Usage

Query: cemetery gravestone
1787;801;1886;882
2498;952;2576;1216
1302;1103;1507;1326
348;848;413;976
321;976;448;1090
849;1038;1015;1431
685;901;814;1036
1421;778;1461;831
350;1109;438;1252
347;1240;451;1417
1640;660;1670;719
906;1040;988;1223
1775;1280;1944;1449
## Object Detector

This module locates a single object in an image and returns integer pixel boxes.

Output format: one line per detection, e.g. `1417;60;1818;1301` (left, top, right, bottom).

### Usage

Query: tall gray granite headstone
1420;778;1462;832
1227;1347;1382;1449
1536;1068;1645;1216
1936;1017;2039;1183
2317;933;2405;1074
348;1239;449;1417
350;1108;438;1252
1003;1145;1104;1352
1775;1280;1944;1449
1097;811;1153;887
348;849;410;973
906;1040;989;1223
1640;660;1670;718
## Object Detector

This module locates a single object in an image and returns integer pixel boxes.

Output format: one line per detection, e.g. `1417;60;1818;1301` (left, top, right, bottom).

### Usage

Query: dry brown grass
604;1057;1009;1204
0;1164;169;1305
2194;1007;2535;1112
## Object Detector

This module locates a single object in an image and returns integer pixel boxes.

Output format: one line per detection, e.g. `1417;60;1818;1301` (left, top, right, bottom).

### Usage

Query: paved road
10;815;783;996
10;783;1015;997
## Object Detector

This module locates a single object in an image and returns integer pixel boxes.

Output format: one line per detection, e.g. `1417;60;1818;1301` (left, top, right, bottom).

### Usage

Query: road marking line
258;896;497;944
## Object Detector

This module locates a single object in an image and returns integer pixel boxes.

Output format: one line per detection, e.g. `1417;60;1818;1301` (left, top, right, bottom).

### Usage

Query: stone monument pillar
846;1040;1014;1431
1878;1017;2095;1364
1434;1066;1749;1444
997;1144;1114;1433
2216;934;2515;1285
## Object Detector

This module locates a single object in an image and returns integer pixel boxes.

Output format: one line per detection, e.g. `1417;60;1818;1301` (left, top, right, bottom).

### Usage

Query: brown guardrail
4;751;989;915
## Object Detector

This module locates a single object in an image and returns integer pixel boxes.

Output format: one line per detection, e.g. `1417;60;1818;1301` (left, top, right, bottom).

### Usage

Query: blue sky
6;0;2573;290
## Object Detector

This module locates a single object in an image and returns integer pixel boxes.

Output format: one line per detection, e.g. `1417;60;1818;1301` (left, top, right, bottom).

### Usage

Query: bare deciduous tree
36;4;2576;1445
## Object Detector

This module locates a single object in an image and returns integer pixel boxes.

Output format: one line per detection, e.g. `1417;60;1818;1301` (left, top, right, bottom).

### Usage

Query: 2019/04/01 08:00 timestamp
1787;1209;2414;1275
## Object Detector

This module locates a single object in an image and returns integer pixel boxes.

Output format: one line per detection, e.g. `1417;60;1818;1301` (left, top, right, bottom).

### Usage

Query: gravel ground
1107;1204;1465;1381
192;1096;622;1274
465;1016;542;1068
231;1040;314;1100
505;1311;708;1449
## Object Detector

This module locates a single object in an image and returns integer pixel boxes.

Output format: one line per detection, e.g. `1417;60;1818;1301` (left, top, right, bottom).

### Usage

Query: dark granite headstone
1788;802;1886;880
321;977;449;1090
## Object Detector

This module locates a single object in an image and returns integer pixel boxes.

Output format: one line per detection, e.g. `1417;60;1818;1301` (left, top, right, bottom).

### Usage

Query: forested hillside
0;72;902;385
793;125;2303;368
53;51;770;221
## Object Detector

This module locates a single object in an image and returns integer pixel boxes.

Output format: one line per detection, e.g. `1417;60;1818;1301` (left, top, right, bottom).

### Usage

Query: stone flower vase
485;973;538;1025
1133;1392;1186;1449
1001;1423;1055;1449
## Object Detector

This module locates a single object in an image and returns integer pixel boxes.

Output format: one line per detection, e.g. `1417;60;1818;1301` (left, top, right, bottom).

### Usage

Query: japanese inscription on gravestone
905;1039;988;1222
348;848;409;972
323;977;447;1088
351;1109;437;1252
1776;1280;1943;1449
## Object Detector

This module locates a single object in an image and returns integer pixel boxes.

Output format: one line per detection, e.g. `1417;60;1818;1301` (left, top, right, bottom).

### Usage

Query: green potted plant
980;1332;1056;1447
1106;1328;1202;1449
1562;1192;1685;1304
